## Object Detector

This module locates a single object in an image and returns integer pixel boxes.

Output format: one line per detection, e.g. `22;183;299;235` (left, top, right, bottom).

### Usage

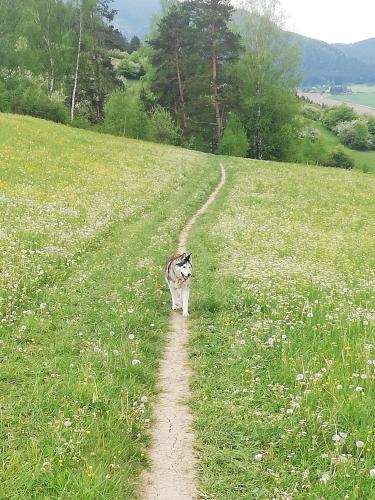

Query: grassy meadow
189;158;375;498
311;121;375;173
0;114;220;498
330;92;375;109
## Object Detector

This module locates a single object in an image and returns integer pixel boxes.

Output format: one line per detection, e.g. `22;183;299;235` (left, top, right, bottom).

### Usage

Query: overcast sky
276;0;374;44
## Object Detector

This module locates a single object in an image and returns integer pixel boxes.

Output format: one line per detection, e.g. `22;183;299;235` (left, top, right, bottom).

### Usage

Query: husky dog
165;253;192;317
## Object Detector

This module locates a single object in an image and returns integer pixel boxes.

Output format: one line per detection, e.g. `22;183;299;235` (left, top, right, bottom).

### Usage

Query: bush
104;90;149;139
335;120;372;150
0;79;68;124
301;105;321;121
322;104;357;131
323;146;354;169
219;113;248;157
149;106;181;145
117;56;145;80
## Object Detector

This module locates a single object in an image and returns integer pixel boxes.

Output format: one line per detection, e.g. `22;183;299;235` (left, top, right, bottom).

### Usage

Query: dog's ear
186;253;192;262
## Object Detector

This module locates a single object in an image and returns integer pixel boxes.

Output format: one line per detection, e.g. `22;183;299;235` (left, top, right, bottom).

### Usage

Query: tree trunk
256;81;262;160
211;15;222;148
71;6;82;122
175;49;186;130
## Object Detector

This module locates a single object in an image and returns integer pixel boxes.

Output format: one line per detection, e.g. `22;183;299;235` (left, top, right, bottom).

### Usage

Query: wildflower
332;434;341;443
239;339;246;345
337;384;343;390
64;419;72;428
254;453;263;461
267;337;274;346
356;441;364;449
132;359;141;366
355;386;363;393
370;469;375;477
128;333;135;340
320;472;330;484
141;395;148;403
296;373;304;381
127;307;134;314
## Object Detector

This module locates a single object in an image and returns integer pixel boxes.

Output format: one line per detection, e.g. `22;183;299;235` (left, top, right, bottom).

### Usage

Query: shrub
0;80;68;123
149;106;181;145
335;120;372;150
219;113;248;157
324;146;354;169
117;56;145;80
322;104;357;131
104;90;149;139
301;105;321;121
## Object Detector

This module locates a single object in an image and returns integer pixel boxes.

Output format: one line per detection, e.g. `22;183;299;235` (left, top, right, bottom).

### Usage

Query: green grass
312;121;375;173
0;113;220;498
329;93;375;109
189;158;375;499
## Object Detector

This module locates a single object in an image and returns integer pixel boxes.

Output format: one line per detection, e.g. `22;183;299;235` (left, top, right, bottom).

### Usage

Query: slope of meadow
0;114;220;498
189;158;375;499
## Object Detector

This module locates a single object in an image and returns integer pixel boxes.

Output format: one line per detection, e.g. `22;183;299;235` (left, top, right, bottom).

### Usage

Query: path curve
140;163;226;500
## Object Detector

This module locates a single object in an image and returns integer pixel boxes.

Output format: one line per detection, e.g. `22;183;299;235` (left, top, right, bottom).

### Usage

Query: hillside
334;38;375;67
294;34;375;85
1;114;374;498
0;113;220;497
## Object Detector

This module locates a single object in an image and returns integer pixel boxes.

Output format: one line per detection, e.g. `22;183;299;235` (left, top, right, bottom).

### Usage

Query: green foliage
117;54;146;80
219;113;248;157
104;90;149;139
149;105;181;145
129;35;141;53
0;78;68;123
335;120;372;150
235;7;302;161
324;146;354;169
322;104;357;131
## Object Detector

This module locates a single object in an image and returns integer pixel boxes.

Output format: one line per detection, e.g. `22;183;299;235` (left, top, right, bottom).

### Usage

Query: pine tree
193;0;241;148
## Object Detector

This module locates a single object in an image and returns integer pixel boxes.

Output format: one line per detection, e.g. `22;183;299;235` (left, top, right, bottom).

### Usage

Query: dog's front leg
182;287;190;317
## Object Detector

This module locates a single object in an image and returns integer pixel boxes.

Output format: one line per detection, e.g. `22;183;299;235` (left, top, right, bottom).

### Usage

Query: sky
275;0;375;44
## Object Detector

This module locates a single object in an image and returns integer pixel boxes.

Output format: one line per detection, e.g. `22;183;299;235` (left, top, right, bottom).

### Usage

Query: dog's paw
182;312;189;317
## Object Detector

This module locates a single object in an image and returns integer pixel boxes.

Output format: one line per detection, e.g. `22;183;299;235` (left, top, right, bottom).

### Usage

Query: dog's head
176;253;192;280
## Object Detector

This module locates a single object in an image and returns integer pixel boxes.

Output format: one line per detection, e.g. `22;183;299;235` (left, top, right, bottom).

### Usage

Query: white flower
267;337;274;346
356;441;364;448
355;386;363;393
127;307;134;314
64;419;72;427
20;325;27;331
332;434;341;442
337;384;343;390
370;469;375;477
128;333;135;340
141;395;148;403
254;453;263;462
239;339;246;345
320;472;330;484
132;359;141;366
113;349;120;356
296;373;304;381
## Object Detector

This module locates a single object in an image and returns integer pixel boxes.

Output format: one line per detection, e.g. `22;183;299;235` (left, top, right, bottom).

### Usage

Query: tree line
0;0;303;161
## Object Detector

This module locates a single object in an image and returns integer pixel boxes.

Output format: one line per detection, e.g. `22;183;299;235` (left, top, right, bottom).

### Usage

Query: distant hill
334;38;375;67
294;35;375;86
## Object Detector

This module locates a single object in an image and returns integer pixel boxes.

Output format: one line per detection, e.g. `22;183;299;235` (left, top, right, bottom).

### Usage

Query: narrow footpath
140;163;226;500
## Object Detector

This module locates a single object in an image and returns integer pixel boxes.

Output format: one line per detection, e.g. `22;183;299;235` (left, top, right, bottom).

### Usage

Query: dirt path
140;163;226;500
